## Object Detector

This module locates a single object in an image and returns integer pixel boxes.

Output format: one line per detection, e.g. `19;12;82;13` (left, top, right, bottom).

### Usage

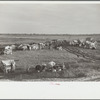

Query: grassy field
0;34;100;81
0;34;100;45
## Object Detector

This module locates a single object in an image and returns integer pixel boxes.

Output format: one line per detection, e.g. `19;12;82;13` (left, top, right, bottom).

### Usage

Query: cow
17;44;31;50
10;44;16;51
73;40;79;46
27;44;32;50
50;39;63;50
84;40;97;49
86;37;93;42
57;46;63;50
77;39;85;47
69;40;78;46
39;43;45;49
89;41;97;49
69;41;74;46
62;40;70;47
0;60;16;73
5;46;12;50
21;45;28;50
17;44;24;50
31;43;39;50
44;41;51;49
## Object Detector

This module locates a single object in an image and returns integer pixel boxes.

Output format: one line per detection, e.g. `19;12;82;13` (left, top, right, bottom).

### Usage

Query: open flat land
0;34;100;81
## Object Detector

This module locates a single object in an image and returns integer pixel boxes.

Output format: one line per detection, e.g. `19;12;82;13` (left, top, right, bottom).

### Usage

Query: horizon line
0;33;100;35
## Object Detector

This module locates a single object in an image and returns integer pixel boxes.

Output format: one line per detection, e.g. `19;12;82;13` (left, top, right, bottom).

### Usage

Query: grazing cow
22;45;28;50
89;41;97;49
69;40;78;46
86;37;93;42
73;40;79;46
84;40;97;49
0;60;16;73
45;41;51;49
84;41;90;48
18;44;23;48
77;39;85;47
25;44;32;50
69;41;74;46
39;43;45;49
62;40;70;47
31;44;39;50
17;44;24;50
50;39;63;50
18;44;31;50
26;45;31;50
10;44;16;50
5;46;12;50
57;46;63;50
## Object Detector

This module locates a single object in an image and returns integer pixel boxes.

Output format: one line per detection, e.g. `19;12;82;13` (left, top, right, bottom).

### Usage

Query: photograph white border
0;1;100;99
0;82;100;99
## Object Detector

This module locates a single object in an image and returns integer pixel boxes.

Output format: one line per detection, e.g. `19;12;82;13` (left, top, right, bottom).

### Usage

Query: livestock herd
69;37;97;49
0;37;98;74
0;37;97;55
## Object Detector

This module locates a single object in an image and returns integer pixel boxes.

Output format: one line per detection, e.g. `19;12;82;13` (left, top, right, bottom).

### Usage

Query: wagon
0;60;16;73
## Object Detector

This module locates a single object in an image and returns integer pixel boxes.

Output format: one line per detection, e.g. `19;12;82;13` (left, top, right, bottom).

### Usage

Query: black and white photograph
0;1;100;82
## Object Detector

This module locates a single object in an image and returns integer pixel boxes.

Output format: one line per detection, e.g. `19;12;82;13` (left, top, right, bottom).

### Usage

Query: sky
0;3;100;34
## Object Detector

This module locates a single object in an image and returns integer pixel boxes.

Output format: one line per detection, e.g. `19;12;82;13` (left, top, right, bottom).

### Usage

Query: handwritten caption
50;82;60;85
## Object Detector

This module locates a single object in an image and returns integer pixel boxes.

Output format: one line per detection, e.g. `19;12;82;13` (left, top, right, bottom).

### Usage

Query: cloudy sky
0;2;100;34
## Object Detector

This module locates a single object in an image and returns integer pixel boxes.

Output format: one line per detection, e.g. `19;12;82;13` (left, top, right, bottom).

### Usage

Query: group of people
27;61;66;73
